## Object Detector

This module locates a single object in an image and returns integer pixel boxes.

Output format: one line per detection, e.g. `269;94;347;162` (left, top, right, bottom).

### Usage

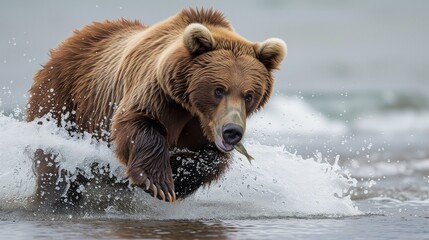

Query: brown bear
26;8;286;205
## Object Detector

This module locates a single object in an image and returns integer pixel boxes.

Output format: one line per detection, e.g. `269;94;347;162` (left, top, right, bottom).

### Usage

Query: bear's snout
222;123;243;145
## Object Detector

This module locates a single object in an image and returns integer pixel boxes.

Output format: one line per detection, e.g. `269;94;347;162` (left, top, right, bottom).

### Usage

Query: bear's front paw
126;167;176;203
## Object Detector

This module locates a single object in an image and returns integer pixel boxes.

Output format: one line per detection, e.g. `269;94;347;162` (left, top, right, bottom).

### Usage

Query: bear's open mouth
215;133;234;153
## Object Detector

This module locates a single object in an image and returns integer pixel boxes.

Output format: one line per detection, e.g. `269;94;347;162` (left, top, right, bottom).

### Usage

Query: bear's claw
151;184;158;198
159;189;166;201
143;178;150;190
167;192;175;203
127;169;176;202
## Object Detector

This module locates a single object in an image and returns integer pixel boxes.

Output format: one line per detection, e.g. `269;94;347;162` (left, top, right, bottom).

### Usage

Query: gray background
1;0;428;109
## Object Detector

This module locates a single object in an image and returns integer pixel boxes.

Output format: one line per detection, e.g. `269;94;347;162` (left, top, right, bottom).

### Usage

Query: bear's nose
222;123;243;145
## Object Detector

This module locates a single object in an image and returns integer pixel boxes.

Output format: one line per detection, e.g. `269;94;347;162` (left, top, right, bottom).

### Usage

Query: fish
234;142;254;164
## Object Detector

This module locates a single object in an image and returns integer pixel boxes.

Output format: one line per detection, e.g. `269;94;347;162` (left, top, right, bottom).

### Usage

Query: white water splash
0;115;122;201
0;114;360;218
151;143;360;219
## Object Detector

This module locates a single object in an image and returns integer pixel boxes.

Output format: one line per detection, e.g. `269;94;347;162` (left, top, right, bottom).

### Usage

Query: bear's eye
244;93;253;103
214;88;226;98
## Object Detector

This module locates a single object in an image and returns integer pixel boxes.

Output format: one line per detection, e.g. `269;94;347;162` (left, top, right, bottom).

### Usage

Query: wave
249;93;429;142
352;158;429;179
0;114;360;218
247;95;347;137
353;111;429;135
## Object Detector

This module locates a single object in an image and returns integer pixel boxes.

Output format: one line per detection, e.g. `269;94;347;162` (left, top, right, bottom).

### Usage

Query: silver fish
234;142;254;164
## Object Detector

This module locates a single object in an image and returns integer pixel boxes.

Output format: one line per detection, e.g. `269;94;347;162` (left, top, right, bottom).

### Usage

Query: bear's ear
183;23;215;55
255;38;287;70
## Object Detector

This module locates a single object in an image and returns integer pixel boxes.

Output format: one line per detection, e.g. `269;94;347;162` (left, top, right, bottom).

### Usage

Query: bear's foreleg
112;111;176;202
32;149;86;212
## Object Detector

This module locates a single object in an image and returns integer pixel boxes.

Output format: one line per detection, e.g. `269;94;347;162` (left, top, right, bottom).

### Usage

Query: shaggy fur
27;8;286;203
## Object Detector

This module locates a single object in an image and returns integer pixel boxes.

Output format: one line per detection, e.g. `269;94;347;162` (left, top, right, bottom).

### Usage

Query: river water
1;91;428;239
1;1;429;239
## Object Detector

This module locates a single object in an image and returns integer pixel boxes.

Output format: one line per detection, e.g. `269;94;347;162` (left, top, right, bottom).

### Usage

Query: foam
154;143;360;219
0;113;360;218
0;115;122;202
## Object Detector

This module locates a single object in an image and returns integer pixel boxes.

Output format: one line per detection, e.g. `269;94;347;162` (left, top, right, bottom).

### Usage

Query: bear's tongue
215;134;234;153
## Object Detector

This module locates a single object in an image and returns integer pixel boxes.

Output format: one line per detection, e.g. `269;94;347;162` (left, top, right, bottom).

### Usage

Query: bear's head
158;22;286;152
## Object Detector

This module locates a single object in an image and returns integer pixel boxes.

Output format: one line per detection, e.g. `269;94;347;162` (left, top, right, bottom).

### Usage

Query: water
0;113;358;216
1;202;429;240
1;0;429;239
1;92;428;238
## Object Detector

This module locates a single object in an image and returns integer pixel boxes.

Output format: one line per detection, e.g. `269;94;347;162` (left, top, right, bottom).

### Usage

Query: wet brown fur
27;8;285;202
